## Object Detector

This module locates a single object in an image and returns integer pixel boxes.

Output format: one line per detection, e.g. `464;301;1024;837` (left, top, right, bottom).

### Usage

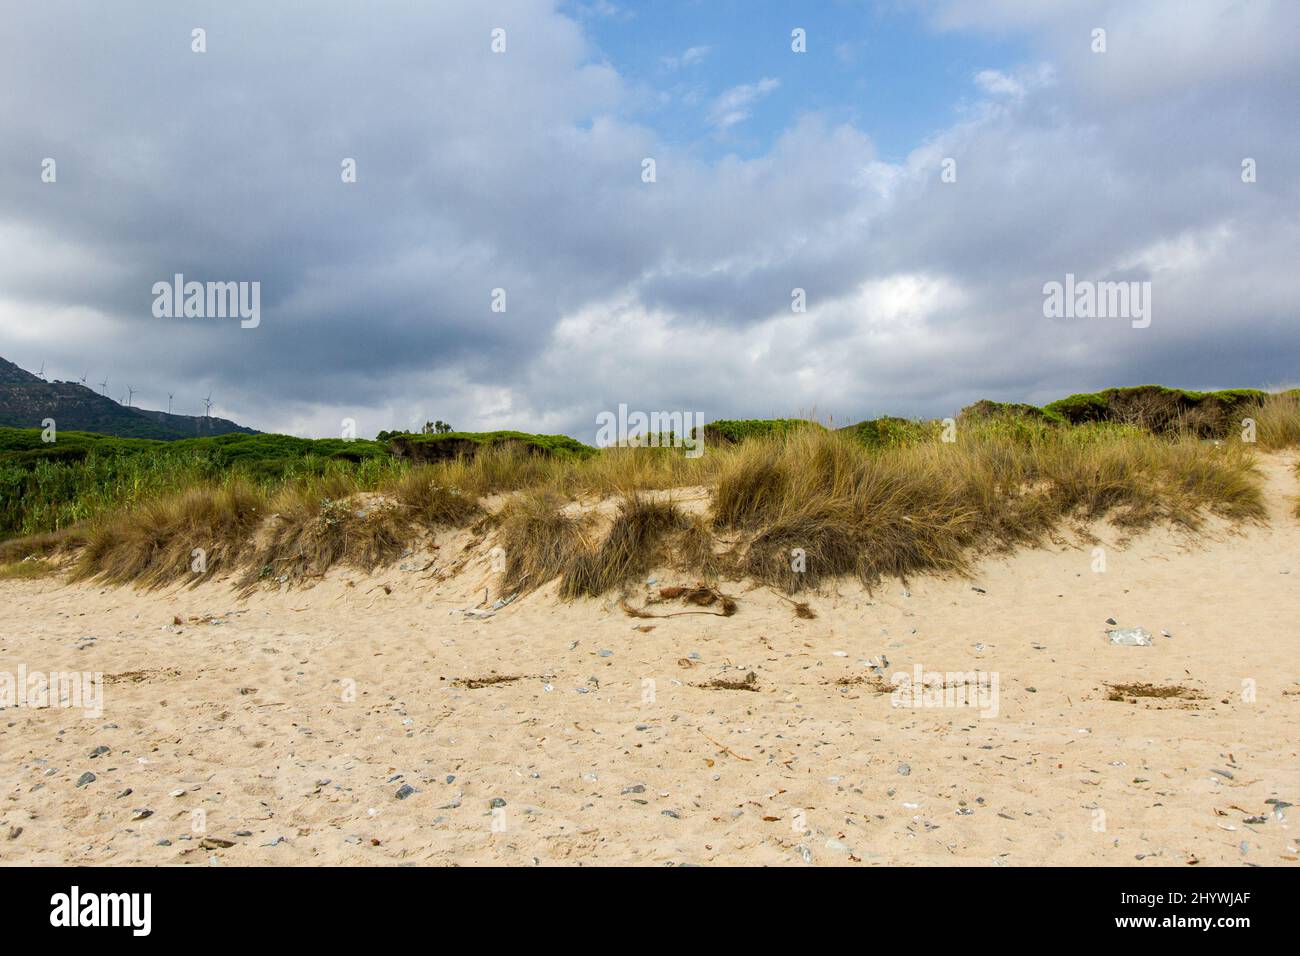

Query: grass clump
561;496;687;598
707;419;1263;594
0;558;57;580
495;490;590;595
386;467;482;527
1253;390;1300;450
72;480;267;588
238;487;409;589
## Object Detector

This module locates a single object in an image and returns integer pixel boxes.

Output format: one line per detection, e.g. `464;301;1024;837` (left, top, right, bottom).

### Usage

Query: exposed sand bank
2;455;1297;866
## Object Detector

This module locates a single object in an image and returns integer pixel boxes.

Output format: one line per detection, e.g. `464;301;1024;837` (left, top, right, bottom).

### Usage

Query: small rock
75;772;96;788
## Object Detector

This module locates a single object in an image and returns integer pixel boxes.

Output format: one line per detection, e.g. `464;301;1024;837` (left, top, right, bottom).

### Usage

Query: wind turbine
203;392;213;417
35;361;45;380
125;386;136;408
99;376;109;395
79;372;88;386
167;393;174;415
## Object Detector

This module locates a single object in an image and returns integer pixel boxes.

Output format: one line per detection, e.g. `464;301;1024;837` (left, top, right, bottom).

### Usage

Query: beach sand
2;455;1297;866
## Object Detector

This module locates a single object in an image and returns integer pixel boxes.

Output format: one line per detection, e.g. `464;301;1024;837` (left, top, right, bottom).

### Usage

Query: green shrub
700;419;823;444
839;416;936;449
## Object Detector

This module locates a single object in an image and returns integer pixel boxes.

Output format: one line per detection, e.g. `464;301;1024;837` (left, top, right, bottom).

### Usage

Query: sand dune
2;454;1297;866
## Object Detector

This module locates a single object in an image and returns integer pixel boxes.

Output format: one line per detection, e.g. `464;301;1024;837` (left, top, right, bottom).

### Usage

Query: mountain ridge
0;356;258;439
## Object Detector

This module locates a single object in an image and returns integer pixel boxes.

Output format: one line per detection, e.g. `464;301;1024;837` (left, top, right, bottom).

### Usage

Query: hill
0;356;257;440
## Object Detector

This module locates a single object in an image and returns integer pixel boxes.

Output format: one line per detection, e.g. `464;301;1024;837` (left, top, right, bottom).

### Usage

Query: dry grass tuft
238;487;409;589
386;467;482;527
72;480;266;588
561;495;687;598
495;490;590;594
677;514;726;581
0;528;85;563
1254;391;1300;450
708;422;1264;593
0;558;58;580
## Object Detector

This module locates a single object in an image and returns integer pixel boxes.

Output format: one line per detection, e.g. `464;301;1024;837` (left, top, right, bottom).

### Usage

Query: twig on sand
697;726;753;761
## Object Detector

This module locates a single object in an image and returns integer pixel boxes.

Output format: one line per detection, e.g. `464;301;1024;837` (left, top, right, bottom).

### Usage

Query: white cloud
662;44;711;70
707;77;780;130
974;69;1024;98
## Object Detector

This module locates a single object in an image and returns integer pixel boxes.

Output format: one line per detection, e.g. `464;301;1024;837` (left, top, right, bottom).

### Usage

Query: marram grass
4;407;1278;596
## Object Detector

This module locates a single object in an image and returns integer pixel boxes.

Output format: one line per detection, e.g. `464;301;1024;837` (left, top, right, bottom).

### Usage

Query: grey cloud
0;1;1296;441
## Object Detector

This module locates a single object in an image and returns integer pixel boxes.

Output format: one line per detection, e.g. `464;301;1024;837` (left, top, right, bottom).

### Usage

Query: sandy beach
2;453;1297;867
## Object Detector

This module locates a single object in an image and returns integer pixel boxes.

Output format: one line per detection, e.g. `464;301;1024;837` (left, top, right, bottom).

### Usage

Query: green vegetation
3;388;1298;594
958;400;1067;426
838;416;938;449
0;427;584;539
701;419;823;444
387;430;597;463
1043;385;1267;435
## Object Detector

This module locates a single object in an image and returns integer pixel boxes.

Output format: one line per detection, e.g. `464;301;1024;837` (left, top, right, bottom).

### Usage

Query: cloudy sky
1;1;1296;440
